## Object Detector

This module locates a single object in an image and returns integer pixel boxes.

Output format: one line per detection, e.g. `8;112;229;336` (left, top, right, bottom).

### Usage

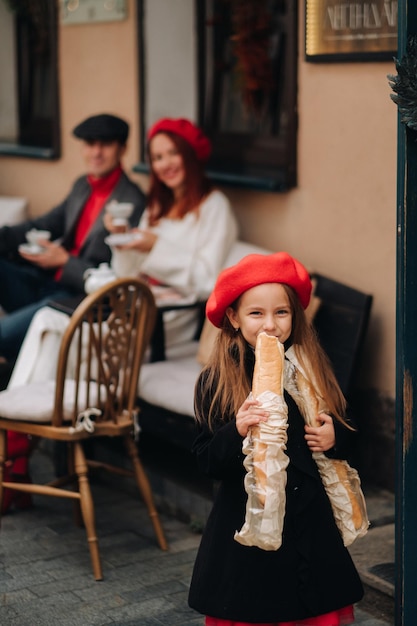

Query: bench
137;242;373;451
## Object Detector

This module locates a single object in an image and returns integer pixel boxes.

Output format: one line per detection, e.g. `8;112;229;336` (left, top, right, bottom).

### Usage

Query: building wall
0;0;142;211
230;60;397;394
0;0;397;485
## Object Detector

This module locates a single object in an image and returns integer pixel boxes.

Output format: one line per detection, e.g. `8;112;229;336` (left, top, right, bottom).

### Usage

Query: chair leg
0;429;6;521
73;442;103;581
67;443;83;528
124;435;168;551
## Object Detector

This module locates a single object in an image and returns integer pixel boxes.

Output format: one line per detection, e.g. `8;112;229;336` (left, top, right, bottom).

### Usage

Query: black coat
188;350;364;623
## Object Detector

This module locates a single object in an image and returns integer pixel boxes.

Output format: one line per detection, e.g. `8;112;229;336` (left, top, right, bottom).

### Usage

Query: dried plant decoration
228;0;274;115
388;35;417;132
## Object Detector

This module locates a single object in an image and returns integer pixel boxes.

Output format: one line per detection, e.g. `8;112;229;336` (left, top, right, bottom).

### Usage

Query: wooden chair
0;278;168;580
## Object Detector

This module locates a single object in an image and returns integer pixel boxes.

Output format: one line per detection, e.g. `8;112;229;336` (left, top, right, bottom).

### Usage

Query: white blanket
8;307;70;389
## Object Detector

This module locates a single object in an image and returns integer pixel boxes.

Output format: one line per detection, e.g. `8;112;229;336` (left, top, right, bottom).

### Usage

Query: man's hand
19;240;70;269
103;212;117;232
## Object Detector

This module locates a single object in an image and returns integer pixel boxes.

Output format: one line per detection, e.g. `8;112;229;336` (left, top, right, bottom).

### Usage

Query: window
198;0;298;190
0;0;60;159
136;0;298;191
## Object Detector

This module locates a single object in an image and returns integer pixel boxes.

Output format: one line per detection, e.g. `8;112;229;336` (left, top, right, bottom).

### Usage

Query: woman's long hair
196;284;348;431
147;132;212;226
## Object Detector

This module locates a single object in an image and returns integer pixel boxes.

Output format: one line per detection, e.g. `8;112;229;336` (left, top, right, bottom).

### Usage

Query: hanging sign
305;0;398;61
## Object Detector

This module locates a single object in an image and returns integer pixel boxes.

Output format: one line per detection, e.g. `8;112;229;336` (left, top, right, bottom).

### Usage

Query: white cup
26;229;52;249
105;201;134;220
112;218;128;233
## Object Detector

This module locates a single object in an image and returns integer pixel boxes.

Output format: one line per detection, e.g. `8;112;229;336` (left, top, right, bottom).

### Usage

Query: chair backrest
311;272;373;397
52;278;156;428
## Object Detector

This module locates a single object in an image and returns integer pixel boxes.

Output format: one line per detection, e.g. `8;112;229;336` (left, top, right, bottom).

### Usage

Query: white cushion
0;380;102;423
0;196;28;226
138;357;202;418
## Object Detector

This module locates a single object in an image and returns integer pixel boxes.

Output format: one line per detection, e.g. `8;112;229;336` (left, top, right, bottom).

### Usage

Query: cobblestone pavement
0;448;393;625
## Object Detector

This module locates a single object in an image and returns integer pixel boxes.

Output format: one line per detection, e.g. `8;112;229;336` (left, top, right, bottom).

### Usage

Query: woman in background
105;117;238;349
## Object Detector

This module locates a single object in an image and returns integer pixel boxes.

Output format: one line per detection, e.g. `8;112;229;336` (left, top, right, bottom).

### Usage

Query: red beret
206;251;312;328
147;118;212;162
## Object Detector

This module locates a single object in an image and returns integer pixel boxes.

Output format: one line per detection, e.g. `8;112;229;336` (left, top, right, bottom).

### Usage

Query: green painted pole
395;1;417;624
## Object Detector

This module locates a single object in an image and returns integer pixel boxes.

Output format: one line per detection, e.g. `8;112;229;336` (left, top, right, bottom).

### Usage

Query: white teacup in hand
105;201;134;220
105;201;134;233
26;229;52;250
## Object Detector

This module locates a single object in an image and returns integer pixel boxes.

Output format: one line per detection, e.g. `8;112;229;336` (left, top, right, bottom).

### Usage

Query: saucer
104;232;143;246
18;243;43;255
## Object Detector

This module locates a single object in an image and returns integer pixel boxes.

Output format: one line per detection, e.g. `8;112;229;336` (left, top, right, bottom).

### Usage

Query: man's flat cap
72;114;129;143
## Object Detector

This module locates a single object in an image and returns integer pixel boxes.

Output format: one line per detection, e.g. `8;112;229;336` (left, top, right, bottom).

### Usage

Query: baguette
252;332;284;398
294;372;321;427
251;333;285;505
331;460;364;530
295;370;364;532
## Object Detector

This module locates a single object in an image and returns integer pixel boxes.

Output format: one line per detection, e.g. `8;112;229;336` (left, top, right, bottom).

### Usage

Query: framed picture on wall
305;0;398;62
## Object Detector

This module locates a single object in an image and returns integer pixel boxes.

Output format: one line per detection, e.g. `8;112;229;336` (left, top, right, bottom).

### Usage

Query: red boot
1;432;34;514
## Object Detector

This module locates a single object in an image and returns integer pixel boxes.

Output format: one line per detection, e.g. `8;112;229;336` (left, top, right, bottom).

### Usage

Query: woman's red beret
206;251;312;328
147;118;212;162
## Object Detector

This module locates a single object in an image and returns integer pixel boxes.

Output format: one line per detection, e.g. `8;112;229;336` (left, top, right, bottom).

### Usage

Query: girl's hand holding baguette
235;398;269;438
304;412;336;452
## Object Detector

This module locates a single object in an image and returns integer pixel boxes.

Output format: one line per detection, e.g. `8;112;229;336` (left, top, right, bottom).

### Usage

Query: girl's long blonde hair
195;284;348;431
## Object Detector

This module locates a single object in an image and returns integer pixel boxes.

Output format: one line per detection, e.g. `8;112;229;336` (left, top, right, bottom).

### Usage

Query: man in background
0;113;146;365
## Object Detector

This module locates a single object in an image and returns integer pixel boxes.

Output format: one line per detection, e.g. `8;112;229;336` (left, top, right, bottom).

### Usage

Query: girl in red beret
105;117;238;350
188;252;364;626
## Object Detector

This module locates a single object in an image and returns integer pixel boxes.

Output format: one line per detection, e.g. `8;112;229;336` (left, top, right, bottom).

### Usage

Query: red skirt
205;605;354;626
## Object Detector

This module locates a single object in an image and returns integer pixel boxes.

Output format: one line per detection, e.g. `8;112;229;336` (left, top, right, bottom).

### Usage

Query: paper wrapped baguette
234;332;289;550
285;353;369;545
251;332;285;505
295;373;366;531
